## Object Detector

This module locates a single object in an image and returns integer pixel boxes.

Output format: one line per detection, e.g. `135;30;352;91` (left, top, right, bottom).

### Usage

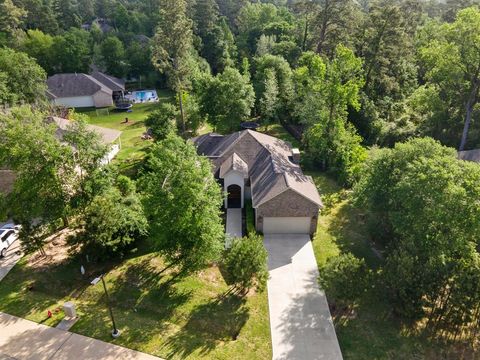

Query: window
1;230;13;242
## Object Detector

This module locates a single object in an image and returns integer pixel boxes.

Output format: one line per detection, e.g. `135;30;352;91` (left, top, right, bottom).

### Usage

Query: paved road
226;208;242;239
0;312;162;360
264;234;343;360
0;240;22;282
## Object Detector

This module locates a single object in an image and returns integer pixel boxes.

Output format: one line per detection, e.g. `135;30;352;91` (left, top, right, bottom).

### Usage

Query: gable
257;189;320;217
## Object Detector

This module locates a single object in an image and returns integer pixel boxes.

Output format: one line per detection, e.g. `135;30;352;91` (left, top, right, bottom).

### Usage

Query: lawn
0;238;271;359
306;170;472;359
257;123;301;148
78;89;173;174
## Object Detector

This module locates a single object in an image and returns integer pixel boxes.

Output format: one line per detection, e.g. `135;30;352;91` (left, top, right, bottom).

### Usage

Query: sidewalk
226;208;242;239
0;312;162;360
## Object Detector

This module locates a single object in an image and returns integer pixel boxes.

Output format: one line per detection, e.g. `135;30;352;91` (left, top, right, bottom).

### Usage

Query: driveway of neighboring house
0;238;22;282
264;234;343;360
0;312;163;360
226;208;242;239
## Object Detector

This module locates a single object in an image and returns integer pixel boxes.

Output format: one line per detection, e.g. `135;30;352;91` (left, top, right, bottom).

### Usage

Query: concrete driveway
264;234;342;360
0;240;22;282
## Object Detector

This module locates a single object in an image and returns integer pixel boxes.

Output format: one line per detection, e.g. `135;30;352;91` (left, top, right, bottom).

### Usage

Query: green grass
78;89;173;174
257;123;301;148
0;242;271;359
307;170;469;359
245;200;256;235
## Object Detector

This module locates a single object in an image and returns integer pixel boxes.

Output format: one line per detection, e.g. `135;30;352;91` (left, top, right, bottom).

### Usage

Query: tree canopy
139;134;224;272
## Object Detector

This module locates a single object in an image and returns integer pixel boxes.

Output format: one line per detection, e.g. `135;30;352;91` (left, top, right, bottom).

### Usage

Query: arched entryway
227;184;242;208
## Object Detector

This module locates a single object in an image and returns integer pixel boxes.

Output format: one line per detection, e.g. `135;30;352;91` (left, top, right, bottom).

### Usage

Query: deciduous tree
420;7;480;150
139;135;224;272
0;47;46;105
198;67;255;131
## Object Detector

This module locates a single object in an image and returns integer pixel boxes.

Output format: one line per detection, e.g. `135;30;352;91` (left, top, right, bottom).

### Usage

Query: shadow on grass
327;200;382;269
108;256;191;316
164;291;249;358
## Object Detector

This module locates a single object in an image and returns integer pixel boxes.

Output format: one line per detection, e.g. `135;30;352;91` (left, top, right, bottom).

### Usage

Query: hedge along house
47;72;125;108
193;130;322;235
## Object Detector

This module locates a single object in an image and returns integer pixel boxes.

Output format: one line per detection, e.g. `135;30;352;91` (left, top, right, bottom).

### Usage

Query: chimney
291;148;300;164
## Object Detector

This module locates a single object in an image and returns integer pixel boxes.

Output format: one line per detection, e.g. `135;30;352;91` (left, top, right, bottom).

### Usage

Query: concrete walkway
0;312;162;360
226;208;242;239
0;240;22;282
264;234;343;360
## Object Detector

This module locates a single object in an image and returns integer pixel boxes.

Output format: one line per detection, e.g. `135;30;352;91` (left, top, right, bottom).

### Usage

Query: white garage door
54;96;95;108
263;217;312;234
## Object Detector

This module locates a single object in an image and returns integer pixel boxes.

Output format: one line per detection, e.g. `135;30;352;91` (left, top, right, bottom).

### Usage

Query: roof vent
291;148;300;164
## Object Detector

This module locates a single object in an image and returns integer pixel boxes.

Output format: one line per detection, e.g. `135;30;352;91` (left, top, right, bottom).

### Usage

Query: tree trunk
459;72;480;151
178;89;186;135
316;16;328;54
62;215;69;228
459;97;476;151
302;16;309;51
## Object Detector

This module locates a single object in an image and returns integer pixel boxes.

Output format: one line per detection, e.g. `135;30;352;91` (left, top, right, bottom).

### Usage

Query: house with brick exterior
193;130;322;235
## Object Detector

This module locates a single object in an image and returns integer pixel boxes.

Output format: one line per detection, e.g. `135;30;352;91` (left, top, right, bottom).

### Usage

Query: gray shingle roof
219;153;248;178
0;170;15;194
90;71;125;92
458;149;480;163
193;130;322;208
52;117;121;145
47;73;113;98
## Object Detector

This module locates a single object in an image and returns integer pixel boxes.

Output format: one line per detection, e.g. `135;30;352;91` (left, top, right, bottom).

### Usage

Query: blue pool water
132;90;157;102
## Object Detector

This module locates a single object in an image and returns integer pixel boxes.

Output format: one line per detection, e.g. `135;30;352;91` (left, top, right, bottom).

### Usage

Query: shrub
318;253;369;310
223;233;269;293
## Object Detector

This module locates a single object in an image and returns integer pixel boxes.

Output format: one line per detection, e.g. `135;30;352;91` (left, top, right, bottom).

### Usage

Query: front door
227;184;242;208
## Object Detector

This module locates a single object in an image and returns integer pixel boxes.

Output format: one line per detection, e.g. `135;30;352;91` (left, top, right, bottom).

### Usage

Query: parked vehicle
1;223;21;233
0;228;18;257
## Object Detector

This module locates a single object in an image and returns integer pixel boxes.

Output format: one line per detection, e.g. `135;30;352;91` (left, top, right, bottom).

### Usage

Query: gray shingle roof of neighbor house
46;72;125;98
0;169;15;194
90;71;125;92
51;117;121;145
458;149;480;163
193;130;322;208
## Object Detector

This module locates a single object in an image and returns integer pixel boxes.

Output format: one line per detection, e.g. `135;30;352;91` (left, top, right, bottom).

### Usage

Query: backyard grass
0;239;271;359
78;89;173;174
307;170;472;359
257;123;301;148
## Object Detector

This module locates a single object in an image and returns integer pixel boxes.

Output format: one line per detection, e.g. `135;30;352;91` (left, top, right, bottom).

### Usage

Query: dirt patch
26;228;79;270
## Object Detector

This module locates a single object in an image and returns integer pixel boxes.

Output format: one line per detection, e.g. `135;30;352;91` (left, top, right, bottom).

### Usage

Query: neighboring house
51;117;122;164
458;149;480;163
1;118;120;202
193;130;322;235
81;18;113;33
0;169;15;195
47;72;125;108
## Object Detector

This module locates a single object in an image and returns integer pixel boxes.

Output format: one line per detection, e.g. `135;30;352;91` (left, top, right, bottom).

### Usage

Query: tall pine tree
152;0;194;134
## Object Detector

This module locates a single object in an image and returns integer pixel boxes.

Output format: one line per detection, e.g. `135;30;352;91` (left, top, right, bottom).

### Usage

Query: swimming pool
128;90;158;103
